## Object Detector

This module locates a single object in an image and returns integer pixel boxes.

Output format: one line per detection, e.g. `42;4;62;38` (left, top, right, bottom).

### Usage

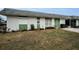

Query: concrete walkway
62;28;79;33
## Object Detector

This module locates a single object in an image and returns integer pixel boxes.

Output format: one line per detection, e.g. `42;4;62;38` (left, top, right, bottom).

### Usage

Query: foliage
30;24;35;30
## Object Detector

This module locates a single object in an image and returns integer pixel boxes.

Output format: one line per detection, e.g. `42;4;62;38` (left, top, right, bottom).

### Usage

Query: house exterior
0;8;79;32
0;17;7;32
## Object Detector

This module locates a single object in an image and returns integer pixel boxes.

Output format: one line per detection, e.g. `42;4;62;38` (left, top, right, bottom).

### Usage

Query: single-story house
0;8;79;32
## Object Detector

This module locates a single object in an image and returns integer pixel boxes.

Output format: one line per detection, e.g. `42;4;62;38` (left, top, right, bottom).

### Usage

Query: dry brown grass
0;29;79;50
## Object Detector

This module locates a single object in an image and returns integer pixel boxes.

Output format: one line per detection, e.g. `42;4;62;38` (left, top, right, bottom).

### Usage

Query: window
37;17;40;29
37;17;40;19
37;17;40;23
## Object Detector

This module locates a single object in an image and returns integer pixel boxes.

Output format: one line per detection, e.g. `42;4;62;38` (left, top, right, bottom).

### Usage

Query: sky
17;8;79;16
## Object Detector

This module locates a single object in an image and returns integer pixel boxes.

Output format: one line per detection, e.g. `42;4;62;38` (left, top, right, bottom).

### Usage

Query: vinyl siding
60;19;65;24
7;16;46;31
76;20;79;26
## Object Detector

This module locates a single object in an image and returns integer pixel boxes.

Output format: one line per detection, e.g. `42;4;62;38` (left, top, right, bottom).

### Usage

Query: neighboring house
0;16;7;32
0;8;79;32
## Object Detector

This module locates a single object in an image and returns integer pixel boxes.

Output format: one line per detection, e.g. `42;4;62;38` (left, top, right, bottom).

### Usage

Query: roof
0;8;79;19
0;8;70;19
70;16;79;19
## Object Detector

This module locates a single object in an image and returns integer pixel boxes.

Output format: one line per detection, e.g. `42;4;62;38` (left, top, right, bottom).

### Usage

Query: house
0;16;7;32
0;8;79;32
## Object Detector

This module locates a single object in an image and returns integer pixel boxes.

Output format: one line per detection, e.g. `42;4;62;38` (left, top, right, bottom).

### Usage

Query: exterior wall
7;16;66;32
7;16;46;31
76;20;79;26
7;16;38;31
45;18;64;28
27;17;37;30
54;18;65;28
7;16;19;31
51;18;65;28
19;17;28;24
40;18;45;29
52;18;55;27
60;19;65;24
45;18;52;27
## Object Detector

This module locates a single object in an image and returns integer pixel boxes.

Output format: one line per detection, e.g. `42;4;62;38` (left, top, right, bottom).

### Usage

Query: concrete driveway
62;28;79;33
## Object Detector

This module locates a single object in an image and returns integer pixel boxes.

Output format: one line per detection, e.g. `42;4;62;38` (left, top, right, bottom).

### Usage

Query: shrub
19;24;27;31
31;24;35;30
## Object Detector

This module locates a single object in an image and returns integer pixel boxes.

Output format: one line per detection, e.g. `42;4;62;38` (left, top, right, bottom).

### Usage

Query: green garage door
19;24;27;31
54;18;60;29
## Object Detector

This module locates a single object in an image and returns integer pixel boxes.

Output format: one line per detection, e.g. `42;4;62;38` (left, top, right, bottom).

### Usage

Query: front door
65;19;70;26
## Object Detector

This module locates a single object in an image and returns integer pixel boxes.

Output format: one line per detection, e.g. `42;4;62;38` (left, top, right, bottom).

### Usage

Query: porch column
69;19;71;28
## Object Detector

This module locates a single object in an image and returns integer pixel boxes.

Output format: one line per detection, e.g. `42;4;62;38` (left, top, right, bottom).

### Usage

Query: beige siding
52;18;55;27
27;17;37;30
45;19;52;27
60;19;65;24
76;20;79;26
7;16;38;31
7;16;46;31
40;18;45;29
52;19;65;28
7;16;66;32
7;16;19;31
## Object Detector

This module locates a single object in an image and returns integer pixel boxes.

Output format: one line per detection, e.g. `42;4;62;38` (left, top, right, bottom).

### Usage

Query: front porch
65;19;79;28
45;18;79;29
45;18;61;29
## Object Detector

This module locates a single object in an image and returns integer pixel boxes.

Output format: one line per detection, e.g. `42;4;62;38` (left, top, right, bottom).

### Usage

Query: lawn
0;29;79;50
